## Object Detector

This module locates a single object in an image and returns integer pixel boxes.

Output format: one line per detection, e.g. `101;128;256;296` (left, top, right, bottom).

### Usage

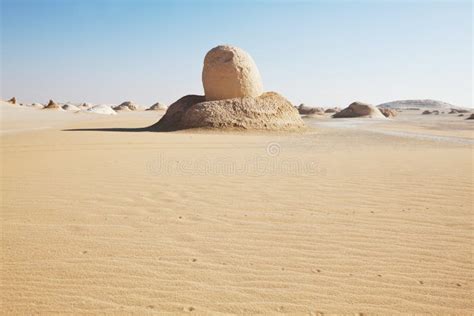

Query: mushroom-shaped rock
333;102;385;118
202;45;263;101
151;45;304;131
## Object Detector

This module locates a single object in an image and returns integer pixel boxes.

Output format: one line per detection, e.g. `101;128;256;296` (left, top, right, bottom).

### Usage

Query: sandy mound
24;103;44;109
379;108;397;118
324;107;340;113
422;110;440;115
203;45;263;101
147;102;167;111
113;101;139;112
151;45;304;131
7;97;17;105
449;108;470;114
333;102;385;118
43;99;63;110
466;114;474;120
79;103;93;110
87;105;117;115
150;92;304;131
62;104;80;112
297;104;324;115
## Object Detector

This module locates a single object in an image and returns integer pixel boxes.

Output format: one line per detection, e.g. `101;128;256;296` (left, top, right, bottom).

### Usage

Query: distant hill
377;99;457;109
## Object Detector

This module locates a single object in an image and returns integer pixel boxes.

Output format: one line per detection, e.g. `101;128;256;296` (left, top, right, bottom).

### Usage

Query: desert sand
1;101;473;314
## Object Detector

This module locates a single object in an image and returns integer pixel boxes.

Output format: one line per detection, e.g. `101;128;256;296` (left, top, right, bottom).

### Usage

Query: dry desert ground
1;102;473;314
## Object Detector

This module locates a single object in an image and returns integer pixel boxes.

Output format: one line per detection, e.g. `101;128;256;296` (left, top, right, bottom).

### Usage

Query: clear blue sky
1;0;472;107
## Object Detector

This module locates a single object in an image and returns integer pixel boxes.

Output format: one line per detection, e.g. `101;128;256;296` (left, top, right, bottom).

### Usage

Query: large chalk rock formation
151;45;304;131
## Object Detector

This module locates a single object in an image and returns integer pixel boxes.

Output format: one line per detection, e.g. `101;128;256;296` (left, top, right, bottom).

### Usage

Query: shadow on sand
62;126;165;133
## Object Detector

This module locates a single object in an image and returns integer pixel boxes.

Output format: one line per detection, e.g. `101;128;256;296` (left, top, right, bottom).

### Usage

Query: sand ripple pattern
1;122;473;314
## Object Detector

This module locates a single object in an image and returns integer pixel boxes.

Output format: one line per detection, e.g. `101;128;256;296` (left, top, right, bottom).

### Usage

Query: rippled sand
1;103;473;314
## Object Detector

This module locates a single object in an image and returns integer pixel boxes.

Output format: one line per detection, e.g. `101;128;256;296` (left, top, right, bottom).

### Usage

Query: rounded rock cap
202;45;263;101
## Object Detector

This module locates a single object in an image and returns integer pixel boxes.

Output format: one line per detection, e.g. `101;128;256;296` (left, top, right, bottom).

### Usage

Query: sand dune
1;105;472;314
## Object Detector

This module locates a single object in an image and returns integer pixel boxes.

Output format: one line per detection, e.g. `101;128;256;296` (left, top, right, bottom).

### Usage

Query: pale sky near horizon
1;0;472;107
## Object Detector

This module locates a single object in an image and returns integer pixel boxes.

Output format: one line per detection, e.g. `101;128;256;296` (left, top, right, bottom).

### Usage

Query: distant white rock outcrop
43;99;63;110
333;101;386;119
62;104;81;112
377;99;457;109
113;101;140;111
87;104;117;115
27;102;44;109
296;104;324;115
147;102;168;111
